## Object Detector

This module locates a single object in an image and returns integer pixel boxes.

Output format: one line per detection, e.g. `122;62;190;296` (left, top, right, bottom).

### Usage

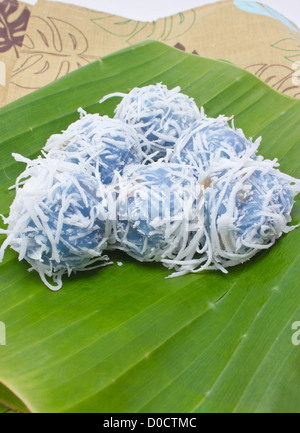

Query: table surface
23;0;300;28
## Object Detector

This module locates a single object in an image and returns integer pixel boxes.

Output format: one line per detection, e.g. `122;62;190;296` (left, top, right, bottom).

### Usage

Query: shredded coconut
1;85;299;290
0;156;116;290
100;83;202;161
44;111;143;185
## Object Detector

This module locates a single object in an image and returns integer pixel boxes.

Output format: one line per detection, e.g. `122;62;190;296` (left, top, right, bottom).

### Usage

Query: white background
23;0;300;28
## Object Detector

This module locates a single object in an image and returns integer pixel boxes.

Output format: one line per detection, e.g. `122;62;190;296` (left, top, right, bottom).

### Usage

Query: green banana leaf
0;403;8;413
0;41;299;413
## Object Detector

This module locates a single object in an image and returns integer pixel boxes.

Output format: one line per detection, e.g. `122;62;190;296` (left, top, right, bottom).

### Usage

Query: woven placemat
0;0;299;107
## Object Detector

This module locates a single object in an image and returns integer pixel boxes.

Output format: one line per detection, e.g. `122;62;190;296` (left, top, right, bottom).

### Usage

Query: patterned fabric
0;0;299;107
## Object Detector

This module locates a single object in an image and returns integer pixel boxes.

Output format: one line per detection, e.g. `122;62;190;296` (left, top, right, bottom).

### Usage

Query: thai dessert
0;84;299;290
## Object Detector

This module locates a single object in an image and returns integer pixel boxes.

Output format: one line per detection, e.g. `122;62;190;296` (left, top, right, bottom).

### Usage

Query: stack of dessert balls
1;84;299;290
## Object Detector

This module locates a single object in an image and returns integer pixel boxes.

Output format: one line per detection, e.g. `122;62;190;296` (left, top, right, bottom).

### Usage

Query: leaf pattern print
245;63;300;98
90;10;197;45
0;0;30;57
11;15;99;90
271;38;300;65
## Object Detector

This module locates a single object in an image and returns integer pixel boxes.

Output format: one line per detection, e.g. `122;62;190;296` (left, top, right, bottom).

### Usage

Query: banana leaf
0;41;299;413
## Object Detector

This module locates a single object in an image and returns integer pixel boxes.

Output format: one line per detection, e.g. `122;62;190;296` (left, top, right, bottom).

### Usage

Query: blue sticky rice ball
113;83;201;160
2;158;114;289
171;117;259;174
204;162;297;267
44;112;143;184
115;162;199;261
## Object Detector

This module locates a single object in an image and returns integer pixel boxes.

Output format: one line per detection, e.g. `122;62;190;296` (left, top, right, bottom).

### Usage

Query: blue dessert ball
171;117;260;174
115;162;202;263
1;157;114;290
112;83;202;160
44;112;143;184
204;161;297;269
